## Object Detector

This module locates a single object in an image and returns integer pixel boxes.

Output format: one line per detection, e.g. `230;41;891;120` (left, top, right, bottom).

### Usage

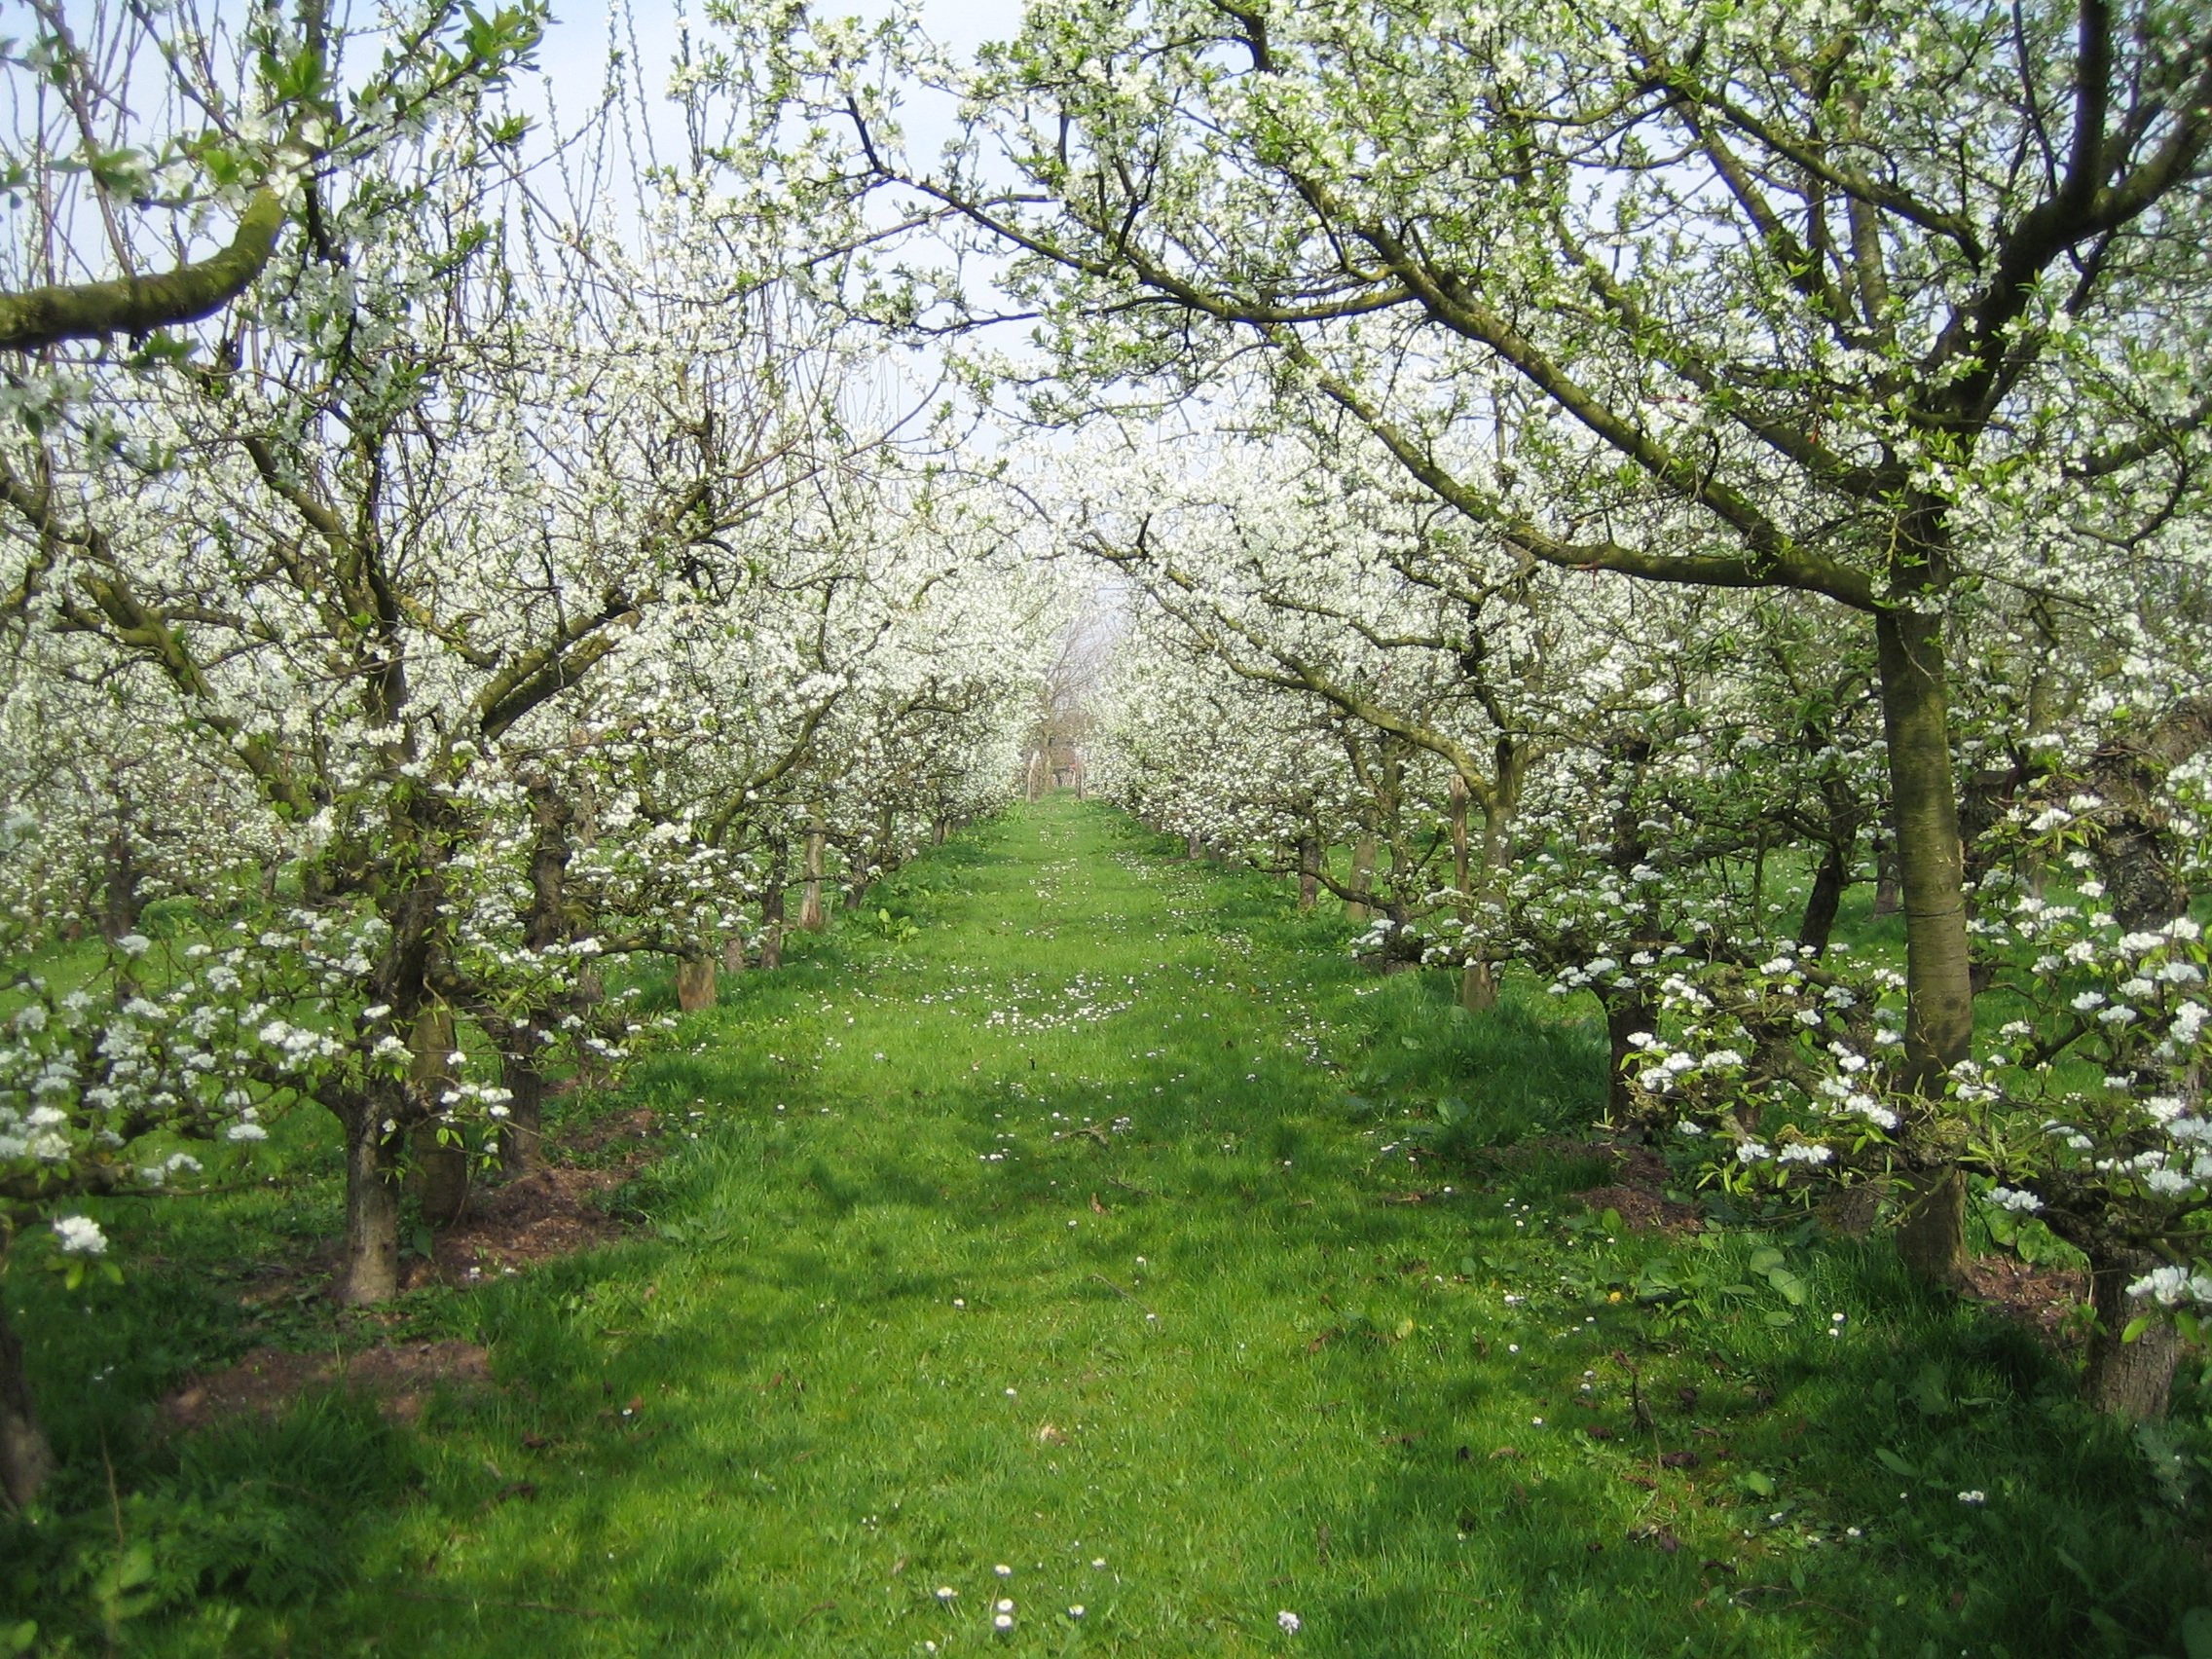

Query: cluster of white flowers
51;1215;108;1257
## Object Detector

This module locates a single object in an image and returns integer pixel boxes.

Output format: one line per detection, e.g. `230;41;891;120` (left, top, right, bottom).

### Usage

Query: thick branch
0;192;284;351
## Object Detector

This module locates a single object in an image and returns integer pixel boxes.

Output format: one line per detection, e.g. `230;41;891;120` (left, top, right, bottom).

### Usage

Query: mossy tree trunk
758;841;789;969
676;948;718;1013
498;1049;547;1175
335;1091;405;1306
1874;601;1975;1290
99;828;145;945
799;813;828;932
2082;1245;2184;1420
336;847;450;1302
409;1007;468;1230
498;780;573;1174
1346;835;1377;922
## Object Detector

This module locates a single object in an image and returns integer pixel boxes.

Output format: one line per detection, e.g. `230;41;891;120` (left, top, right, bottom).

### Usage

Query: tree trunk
1871;820;1901;917
2096;818;2185;938
409;1008;468;1229
799;817;827;932
0;1299;55;1512
2082;1246;2182;1420
1604;991;1653;1124
499;1047;545;1174
336;1104;404;1305
1460;961;1498;1012
1892;1163;1970;1289
676;950;718;1013
758;846;788;970
2086;695;2212;930
497;780;569;1177
1798;840;1848;952
1297;833;1320;912
722;932;748;975
571;965;608;1086
100;829;144;945
1185;830;1201;861
1874;607;1974;1287
1346;835;1377;921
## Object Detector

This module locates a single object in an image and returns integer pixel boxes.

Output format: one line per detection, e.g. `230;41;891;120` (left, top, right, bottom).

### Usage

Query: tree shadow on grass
1314;1229;2211;1659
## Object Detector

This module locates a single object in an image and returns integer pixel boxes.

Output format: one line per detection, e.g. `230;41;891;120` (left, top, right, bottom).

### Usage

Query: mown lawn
6;799;2208;1657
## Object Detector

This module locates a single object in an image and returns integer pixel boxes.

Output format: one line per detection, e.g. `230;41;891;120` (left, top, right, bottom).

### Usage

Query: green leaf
1873;1447;1917;1479
1739;1469;1776;1498
2178;1604;2212;1659
4;1620;37;1656
1908;1363;1950;1416
113;1543;156;1591
2121;1313;2154;1345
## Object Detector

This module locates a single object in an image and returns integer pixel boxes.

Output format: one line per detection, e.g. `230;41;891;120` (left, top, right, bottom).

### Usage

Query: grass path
103;800;2204;1657
348;800;1660;1658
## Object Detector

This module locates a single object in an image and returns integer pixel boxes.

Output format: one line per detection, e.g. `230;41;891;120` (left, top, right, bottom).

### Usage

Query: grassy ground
6;799;2208;1657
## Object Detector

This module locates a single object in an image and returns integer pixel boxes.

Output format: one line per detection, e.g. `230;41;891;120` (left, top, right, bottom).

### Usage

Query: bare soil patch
1571;1142;1704;1233
1964;1255;2089;1346
403;1106;661;1289
1573;1181;1704;1234
163;1339;493;1431
164;1105;662;1431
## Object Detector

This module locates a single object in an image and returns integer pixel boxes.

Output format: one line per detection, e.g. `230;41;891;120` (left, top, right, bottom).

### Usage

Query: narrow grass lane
126;801;2200;1657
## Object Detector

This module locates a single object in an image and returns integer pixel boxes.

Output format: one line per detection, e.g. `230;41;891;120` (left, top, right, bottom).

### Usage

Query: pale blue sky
528;0;1034;170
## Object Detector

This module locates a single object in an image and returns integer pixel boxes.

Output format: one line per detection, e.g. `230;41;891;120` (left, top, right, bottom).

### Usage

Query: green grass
6;799;2208;1657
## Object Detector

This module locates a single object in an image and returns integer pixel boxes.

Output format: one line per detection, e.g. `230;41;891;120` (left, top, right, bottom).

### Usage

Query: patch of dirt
1572;1142;1704;1233
163;1339;492;1431
402;1106;662;1289
1574;1182;1704;1234
164;1107;662;1433
1965;1255;2089;1345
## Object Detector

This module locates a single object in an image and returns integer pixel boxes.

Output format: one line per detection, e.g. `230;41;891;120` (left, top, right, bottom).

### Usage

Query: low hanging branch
0;191;284;352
